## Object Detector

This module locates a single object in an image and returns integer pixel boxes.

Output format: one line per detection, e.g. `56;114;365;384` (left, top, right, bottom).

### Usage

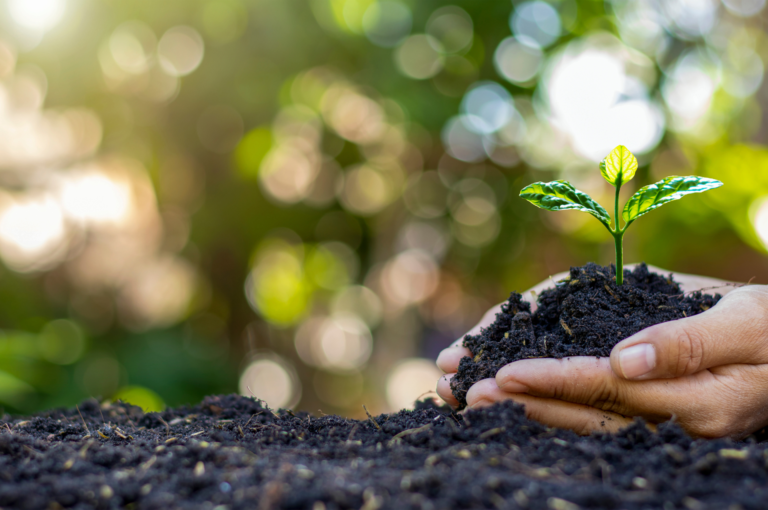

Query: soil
3;394;768;510
451;263;722;408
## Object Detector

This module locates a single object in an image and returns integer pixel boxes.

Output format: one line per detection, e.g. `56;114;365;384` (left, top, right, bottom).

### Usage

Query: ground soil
1;263;754;510
451;263;722;407
2;394;768;509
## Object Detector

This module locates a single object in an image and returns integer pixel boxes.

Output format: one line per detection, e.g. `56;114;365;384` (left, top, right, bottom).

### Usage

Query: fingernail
618;343;656;379
495;366;530;393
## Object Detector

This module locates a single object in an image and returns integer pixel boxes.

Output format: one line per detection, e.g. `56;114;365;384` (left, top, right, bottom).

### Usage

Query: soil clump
2;394;768;509
451;263;722;407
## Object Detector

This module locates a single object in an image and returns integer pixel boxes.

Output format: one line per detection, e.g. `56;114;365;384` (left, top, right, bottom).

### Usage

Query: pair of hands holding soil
436;266;768;439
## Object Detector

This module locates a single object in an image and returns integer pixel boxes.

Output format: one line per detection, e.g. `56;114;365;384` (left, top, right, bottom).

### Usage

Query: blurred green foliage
0;0;767;415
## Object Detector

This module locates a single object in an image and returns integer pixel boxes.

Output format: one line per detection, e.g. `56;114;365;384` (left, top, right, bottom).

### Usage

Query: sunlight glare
385;358;443;410
157;26;204;77
751;197;768;249
239;356;300;409
8;0;65;32
0;195;67;271
545;42;664;160
0;197;64;253
60;172;132;226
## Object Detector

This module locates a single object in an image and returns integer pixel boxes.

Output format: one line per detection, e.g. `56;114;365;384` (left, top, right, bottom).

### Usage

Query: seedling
519;145;723;285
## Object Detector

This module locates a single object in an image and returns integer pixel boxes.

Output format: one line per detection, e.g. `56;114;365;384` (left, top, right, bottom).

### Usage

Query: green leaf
622;176;723;223
600;145;638;186
520;180;611;226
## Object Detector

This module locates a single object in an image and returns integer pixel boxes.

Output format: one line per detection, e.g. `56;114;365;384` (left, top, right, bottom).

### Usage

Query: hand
436;265;731;408
435;270;570;408
464;276;768;439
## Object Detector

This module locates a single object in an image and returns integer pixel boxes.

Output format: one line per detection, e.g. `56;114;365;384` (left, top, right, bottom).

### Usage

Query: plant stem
613;180;624;285
613;231;624;285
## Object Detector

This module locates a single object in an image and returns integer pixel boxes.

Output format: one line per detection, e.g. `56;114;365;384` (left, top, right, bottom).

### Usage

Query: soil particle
451;263;722;407
1;395;768;509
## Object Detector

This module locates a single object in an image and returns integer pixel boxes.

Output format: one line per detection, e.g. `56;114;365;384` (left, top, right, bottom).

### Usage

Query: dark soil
451;263;722;407
3;394;768;510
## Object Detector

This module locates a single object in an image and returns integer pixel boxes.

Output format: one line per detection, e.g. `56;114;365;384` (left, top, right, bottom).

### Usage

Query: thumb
610;286;768;380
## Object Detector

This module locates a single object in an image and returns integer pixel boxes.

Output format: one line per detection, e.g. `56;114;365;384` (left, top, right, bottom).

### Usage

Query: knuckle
670;323;706;376
549;374;570;400
573;416;600;436
748;291;768;332
587;379;621;413
726;287;768;330
687;399;745;438
693;414;736;439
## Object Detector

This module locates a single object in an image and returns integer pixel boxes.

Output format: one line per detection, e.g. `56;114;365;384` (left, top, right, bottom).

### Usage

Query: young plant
519;145;723;285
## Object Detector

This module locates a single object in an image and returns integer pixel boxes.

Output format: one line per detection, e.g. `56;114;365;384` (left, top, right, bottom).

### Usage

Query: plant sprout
520;145;723;285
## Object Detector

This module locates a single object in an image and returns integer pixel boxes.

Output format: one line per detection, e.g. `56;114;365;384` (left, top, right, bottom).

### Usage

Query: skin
436;265;768;439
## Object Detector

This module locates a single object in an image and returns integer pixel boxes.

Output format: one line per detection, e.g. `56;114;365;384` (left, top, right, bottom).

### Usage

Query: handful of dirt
450;263;721;407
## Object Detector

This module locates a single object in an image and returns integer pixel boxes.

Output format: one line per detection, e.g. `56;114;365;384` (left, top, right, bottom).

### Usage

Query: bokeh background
0;0;767;417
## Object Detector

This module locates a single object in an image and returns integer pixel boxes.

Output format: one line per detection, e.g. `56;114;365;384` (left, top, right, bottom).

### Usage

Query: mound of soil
2;394;768;509
451;263;722;407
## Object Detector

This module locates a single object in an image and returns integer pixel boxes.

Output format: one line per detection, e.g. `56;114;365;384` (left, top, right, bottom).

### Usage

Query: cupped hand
435;265;732;407
436;265;757;438
435;270;570;407
465;278;768;438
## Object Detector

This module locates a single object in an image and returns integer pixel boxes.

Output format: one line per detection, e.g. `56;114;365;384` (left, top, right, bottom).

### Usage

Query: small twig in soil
363;405;381;430
243;412;262;429
347;424;359;440
251;424;278;432
388;424;431;445
113;427;130;440
479;427;505;439
96;399;107;425
23;445;42;458
245;386;278;416
245;385;271;412
76;405;90;435
157;416;170;437
604;284;620;302
79;442;92;459
4;423;11;434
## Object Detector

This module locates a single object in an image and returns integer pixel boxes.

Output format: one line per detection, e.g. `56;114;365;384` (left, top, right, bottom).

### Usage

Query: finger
438;271;571;367
437;304;503;373
436;374;460;408
641;263;741;296
498;357;768;438
465;378;510;407
467;385;635;435
439;274;570;368
610;286;768;380
436;347;471;374
496;357;676;422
